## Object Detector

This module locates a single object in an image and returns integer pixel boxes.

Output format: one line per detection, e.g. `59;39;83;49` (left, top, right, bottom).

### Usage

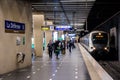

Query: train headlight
104;47;108;51
91;47;96;50
93;47;96;50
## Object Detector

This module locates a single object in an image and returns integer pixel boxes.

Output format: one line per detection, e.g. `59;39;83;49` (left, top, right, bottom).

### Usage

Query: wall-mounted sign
49;25;54;31
41;26;50;31
55;25;72;31
16;36;21;46
22;36;25;45
5;20;25;34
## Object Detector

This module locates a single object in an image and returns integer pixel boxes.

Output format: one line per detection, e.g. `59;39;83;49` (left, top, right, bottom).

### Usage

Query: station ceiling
31;0;95;30
29;0;120;32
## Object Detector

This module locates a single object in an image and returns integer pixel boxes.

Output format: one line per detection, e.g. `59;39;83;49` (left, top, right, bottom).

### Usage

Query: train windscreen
92;33;108;44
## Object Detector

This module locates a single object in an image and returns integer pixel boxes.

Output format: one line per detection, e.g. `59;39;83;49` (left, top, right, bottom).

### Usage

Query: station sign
5;20;25;34
55;25;72;31
49;25;54;31
41;26;50;31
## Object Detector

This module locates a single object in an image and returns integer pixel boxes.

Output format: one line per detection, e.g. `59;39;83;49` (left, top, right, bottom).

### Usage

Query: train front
91;32;109;60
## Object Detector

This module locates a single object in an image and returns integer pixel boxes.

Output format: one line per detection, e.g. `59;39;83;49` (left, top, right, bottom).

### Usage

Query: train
80;31;109;60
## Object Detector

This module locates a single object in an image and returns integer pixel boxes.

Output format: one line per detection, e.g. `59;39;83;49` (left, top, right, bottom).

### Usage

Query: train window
92;33;108;44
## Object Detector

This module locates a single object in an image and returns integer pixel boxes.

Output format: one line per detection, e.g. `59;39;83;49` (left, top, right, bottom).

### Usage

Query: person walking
47;40;53;58
54;40;61;59
61;40;66;55
68;40;72;53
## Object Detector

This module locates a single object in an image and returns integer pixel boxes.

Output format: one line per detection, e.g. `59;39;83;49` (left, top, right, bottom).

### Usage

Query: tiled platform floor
0;44;91;80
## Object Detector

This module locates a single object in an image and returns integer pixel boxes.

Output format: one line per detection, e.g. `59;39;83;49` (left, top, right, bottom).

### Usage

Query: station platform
0;43;114;80
0;44;90;80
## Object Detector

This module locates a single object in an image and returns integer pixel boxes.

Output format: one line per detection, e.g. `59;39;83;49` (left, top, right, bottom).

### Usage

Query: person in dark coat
68;40;72;53
47;40;53;58
54;40;60;59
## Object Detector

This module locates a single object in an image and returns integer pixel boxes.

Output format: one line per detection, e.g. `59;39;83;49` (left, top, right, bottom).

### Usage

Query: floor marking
55;70;58;72
37;68;40;71
75;76;78;79
75;72;78;74
52;74;55;76
26;76;31;78
49;78;52;80
33;72;36;74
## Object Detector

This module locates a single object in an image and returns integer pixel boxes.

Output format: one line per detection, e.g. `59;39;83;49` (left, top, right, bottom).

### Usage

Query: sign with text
55;25;72;31
41;26;50;31
5;20;25;34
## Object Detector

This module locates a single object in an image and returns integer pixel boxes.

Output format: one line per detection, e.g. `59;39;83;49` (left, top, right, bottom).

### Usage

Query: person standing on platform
67;40;69;49
47;40;53;59
68;40;72;53
54;40;61;59
61;40;66;55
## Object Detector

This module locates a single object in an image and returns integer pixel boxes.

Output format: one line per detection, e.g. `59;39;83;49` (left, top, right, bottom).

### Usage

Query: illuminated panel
41;26;50;30
96;35;103;38
55;25;72;31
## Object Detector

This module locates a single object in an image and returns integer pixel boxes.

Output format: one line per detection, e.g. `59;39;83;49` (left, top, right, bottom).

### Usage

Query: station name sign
5;20;25;34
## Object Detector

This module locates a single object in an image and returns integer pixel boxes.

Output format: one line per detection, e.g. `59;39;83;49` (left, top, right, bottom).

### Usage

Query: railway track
99;61;120;80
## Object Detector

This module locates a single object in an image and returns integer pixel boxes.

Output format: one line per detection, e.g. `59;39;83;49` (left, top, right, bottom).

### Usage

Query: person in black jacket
47;40;53;58
68;40;72;53
54;40;61;59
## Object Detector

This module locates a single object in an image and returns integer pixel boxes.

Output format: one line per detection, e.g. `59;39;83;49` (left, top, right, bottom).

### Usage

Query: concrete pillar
33;14;44;57
76;35;79;42
45;31;52;46
58;31;63;39
46;20;53;26
66;32;70;41
45;20;53;49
